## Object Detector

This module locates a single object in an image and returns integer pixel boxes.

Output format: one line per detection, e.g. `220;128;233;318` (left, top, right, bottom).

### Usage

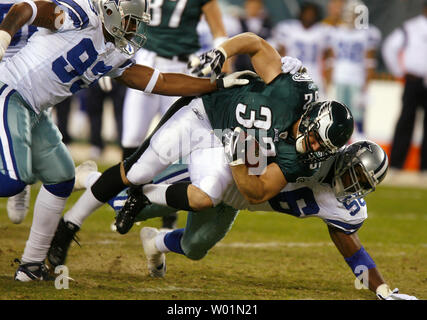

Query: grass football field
0;175;426;300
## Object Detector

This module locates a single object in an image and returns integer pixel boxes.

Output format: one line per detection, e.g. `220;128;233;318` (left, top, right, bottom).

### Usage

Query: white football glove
222;127;247;166
281;56;304;75
216;70;258;89
188;47;227;83
376;284;418;300
98;76;113;92
0;30;12;62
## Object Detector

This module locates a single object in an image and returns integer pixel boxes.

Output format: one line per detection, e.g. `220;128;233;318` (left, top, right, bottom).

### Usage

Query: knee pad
0;173;26;197
44;178;75;198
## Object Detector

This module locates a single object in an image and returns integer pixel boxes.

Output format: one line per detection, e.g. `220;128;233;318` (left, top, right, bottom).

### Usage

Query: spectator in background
86;77;126;160
328;0;381;141
382;2;427;174
322;0;345;27
233;0;272;72
271;2;331;97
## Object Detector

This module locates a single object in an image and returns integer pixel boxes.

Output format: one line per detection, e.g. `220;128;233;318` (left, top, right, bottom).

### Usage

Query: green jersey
145;0;211;57
202;72;319;182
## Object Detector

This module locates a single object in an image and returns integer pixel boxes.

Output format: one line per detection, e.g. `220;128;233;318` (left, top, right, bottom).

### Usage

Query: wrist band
144;68;160;94
344;246;376;276
20;0;38;25
213;36;228;49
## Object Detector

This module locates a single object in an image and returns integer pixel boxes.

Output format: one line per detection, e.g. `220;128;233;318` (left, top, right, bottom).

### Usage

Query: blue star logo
358;141;373;153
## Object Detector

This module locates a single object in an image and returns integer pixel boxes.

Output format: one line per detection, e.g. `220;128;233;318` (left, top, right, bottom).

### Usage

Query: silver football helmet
332;140;389;202
95;0;151;54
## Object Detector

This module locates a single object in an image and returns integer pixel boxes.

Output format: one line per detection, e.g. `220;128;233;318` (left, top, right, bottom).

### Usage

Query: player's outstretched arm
117;64;250;97
190;32;282;84
327;225;418;300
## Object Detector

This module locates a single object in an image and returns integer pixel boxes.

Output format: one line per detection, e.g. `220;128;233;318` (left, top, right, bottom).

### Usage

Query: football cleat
140;227;166;278
161;212;178;230
47;218;80;268
73;160;98;191
7;185;31;224
115;186;150;235
14;259;54;282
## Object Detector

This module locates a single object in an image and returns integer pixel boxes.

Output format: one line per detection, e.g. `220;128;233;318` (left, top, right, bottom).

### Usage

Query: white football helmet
95;0;151;54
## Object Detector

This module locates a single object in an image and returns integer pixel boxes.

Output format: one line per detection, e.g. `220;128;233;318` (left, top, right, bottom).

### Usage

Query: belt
157;54;189;63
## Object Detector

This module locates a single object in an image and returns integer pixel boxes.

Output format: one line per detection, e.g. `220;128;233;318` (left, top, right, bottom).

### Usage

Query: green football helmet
296;100;354;164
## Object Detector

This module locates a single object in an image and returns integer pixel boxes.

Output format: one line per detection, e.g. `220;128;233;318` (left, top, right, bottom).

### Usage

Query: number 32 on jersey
235;103;276;157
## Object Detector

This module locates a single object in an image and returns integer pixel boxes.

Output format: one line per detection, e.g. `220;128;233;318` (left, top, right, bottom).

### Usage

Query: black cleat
14;259;55;282
115;186;150;235
47;218;80;268
161;212;178;230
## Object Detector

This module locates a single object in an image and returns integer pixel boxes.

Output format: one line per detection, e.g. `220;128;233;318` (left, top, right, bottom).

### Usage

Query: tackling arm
328;225;417;300
328;225;386;293
117;64;217;96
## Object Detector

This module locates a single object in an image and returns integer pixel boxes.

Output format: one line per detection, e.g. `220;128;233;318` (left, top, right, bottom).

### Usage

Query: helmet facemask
332;155;376;202
332;140;389;202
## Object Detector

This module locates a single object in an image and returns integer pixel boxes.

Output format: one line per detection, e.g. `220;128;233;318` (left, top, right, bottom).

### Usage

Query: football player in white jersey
328;0;381;140
0;0;38;225
61;140;417;300
271;2;332;98
0;0;249;281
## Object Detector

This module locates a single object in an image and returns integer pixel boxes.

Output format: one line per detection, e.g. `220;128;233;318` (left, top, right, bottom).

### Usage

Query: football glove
223;127;246;166
216;70;258;89
98;76;113;92
281;56;304;75
376;284;418;300
0;30;11;62
188;47;227;83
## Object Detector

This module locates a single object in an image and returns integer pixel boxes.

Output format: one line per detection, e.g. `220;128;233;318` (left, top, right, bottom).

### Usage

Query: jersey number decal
270;187;320;217
149;0;188;28
270;187;366;217
235;103;276;156
303;91;319;111
52;38;112;93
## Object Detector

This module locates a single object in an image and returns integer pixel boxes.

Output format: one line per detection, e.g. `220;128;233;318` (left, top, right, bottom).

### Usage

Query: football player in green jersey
121;0;230;229
47;32;354;270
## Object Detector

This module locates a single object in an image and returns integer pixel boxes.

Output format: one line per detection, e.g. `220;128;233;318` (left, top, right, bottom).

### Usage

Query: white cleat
73;160;98;191
140;227;166;278
7;185;31;224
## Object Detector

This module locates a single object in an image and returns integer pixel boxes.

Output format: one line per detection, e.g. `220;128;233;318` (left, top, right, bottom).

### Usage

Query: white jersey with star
330;25;381;87
0;0;135;113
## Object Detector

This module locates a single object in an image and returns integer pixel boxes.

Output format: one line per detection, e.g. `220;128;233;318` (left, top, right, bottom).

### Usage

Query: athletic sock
157;228;185;255
21;186;67;263
63;188;103;227
142;184;169;206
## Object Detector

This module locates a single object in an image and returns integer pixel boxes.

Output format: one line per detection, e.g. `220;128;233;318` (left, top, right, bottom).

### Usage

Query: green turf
0;183;426;300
